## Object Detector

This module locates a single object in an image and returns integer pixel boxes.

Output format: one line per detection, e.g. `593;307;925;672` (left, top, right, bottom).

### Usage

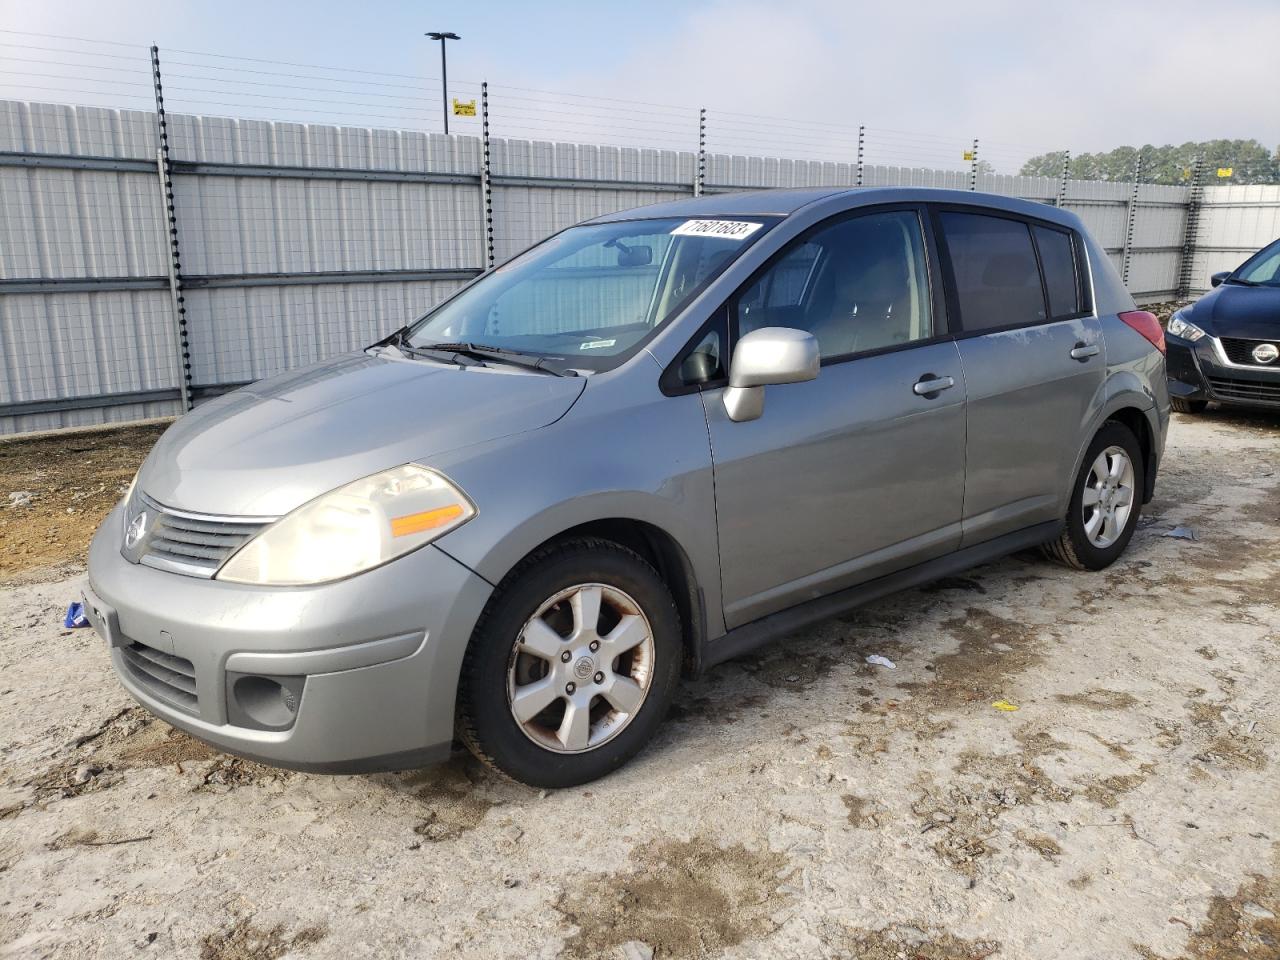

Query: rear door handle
1070;342;1100;361
913;374;955;396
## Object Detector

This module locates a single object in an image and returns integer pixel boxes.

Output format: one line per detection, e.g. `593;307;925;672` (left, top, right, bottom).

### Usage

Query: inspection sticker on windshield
671;219;763;241
579;338;616;350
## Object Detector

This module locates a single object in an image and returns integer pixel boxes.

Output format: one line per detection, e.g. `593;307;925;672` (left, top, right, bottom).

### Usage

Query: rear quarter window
1032;224;1082;319
938;212;1047;333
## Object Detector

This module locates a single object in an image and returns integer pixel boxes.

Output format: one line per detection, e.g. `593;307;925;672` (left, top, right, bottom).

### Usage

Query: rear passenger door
932;209;1102;546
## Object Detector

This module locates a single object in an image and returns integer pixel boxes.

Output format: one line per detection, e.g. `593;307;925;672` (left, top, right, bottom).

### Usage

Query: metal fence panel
1;97;1276;435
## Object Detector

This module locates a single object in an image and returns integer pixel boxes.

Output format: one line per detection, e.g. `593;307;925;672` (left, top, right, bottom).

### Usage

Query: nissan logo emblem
124;510;150;549
1251;342;1279;364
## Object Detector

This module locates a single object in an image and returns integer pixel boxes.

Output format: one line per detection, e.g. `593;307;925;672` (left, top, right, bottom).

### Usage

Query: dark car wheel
1170;397;1208;414
1042;421;1145;571
457;537;681;788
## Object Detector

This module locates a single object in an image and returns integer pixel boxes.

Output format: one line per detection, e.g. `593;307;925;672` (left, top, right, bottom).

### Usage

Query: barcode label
671;219;763;240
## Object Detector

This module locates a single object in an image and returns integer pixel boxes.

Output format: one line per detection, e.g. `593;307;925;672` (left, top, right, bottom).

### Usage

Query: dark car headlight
1167;311;1206;342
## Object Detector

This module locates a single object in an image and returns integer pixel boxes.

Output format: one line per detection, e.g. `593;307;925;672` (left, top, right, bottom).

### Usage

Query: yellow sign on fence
452;99;477;117
962;150;975;161
1217;167;1234;178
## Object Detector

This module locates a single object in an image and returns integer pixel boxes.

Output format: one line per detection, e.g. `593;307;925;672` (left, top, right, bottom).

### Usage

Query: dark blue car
1167;237;1280;412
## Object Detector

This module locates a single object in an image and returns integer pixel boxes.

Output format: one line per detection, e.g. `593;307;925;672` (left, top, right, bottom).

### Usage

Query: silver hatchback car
84;187;1169;787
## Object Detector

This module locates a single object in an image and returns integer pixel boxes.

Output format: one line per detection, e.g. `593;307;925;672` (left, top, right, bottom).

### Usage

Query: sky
2;0;1278;172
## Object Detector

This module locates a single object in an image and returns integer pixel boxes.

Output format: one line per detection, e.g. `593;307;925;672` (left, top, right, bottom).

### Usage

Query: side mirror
723;327;819;422
1210;271;1230;288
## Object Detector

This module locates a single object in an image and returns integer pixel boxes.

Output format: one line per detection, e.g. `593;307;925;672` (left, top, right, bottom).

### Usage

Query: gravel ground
1;409;1277;959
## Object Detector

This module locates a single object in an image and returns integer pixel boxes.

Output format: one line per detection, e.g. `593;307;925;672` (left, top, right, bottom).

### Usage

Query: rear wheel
1042;421;1145;571
1171;397;1208;414
457;538;681;788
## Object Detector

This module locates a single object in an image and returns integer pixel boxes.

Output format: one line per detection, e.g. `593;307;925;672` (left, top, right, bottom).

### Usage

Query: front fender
428;378;725;639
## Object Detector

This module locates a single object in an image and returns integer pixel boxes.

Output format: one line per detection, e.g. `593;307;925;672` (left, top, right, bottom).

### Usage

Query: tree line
1019;139;1280;184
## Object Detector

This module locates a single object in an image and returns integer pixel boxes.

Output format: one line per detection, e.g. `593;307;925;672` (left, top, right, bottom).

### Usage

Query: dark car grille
131;494;271;578
1220;337;1280;367
120;642;199;714
1207;376;1280;405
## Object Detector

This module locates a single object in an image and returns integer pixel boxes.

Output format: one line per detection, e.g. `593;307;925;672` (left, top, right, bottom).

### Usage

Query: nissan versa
84;187;1170;788
1166;235;1280;411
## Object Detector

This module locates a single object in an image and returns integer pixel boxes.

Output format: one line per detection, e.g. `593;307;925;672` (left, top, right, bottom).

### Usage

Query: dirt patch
0;423;166;582
829;924;1000;959
842;793;881;828
199;917;327;960
1186;697;1268;772
556;836;788;959
924;607;1047;710
27;707;288;802
1017;831;1064;860
406;756;498;842
1141;846;1280;959
1079;764;1157;809
916;743;1074;877
1055;689;1140;710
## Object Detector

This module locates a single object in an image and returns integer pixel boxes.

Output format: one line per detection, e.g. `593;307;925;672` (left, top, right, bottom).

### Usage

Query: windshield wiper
415;341;573;376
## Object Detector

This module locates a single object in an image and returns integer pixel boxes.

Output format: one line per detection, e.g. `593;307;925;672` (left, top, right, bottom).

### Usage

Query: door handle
913;374;955;396
1070;342;1100;361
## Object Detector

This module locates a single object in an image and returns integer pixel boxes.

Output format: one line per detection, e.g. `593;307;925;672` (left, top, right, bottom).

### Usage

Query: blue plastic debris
64;602;90;629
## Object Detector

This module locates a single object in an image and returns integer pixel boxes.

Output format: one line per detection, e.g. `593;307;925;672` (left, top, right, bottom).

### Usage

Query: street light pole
426;31;460;134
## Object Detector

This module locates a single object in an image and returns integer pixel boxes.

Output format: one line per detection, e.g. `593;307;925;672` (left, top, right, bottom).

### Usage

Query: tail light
1119;310;1165;355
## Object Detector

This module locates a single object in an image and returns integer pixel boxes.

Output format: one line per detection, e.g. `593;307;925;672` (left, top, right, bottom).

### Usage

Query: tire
1170;397;1208;414
457;537;681;788
1042;421;1145;571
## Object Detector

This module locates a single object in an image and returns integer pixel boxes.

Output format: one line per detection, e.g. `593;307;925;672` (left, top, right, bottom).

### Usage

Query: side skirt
698;520;1062;672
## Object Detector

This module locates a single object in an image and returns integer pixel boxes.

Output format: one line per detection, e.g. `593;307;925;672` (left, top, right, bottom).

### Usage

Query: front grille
131;494;271;578
1220;337;1280;367
1207;376;1280;405
120;642;199;714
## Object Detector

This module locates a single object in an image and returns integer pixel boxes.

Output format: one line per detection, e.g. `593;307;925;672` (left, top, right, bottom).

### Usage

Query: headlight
217;464;475;586
1167;312;1206;342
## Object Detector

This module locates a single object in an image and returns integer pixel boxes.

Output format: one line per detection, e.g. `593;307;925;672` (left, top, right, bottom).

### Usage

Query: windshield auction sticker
671;219;764;240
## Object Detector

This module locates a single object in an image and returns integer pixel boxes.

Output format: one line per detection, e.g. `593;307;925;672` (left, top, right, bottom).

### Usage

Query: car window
1032;225;1081;319
735;210;933;359
1237;245;1280;285
407;216;777;371
939;212;1047;332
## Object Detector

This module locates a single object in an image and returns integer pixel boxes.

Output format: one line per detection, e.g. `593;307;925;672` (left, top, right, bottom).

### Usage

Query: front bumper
85;503;493;772
1166;335;1280;408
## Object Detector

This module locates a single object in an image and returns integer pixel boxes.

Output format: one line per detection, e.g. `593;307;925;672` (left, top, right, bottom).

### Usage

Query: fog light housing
227;672;305;731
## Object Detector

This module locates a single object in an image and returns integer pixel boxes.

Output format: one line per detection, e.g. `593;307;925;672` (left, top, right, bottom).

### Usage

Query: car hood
1188;283;1280;339
139;351;586;516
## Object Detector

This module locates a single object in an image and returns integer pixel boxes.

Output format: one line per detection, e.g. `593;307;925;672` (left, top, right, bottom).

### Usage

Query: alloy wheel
506;583;655;754
1081;445;1135;549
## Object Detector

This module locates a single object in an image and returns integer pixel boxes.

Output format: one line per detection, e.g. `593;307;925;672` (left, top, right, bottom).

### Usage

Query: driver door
701;207;967;628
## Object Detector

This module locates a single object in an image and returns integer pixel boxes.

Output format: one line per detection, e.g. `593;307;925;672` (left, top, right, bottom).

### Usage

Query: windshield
405;216;778;370
1233;238;1280;286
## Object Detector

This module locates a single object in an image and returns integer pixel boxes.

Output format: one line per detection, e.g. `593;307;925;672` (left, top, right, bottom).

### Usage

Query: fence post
480;81;495;271
1176;157;1204;299
694;107;706;197
968;138;979;191
856;125;865;188
1055;150;1070;208
1121;151;1144;288
150;44;192;413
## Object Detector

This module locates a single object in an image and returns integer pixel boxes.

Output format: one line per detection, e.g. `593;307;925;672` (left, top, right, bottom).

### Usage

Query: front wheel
1042;421;1145;571
457;538;681;788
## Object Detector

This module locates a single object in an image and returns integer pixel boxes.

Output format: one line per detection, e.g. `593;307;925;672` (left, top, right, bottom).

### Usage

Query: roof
588;186;1082;231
